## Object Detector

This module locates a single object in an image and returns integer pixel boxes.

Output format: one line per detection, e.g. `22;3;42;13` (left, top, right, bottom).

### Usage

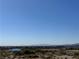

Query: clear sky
0;0;79;46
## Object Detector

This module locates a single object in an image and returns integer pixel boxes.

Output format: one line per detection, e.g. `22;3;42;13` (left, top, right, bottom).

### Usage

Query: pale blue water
9;49;21;51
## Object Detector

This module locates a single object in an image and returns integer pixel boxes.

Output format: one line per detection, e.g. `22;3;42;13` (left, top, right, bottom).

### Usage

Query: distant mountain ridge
0;43;79;49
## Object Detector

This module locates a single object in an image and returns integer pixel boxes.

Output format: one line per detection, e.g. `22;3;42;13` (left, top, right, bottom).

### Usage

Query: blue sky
0;0;79;46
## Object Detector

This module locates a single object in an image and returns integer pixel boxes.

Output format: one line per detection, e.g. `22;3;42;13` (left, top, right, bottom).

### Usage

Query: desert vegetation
0;47;79;59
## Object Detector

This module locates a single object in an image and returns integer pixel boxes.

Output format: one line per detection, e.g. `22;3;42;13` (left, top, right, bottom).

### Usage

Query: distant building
66;50;79;55
53;55;76;59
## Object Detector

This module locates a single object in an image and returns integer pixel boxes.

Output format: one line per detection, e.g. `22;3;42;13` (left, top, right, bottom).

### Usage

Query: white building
53;55;76;59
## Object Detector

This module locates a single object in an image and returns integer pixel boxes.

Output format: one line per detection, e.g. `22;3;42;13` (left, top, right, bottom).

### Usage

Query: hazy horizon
0;0;79;46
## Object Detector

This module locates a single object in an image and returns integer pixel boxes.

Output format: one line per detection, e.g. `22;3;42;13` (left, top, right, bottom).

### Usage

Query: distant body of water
9;48;21;51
